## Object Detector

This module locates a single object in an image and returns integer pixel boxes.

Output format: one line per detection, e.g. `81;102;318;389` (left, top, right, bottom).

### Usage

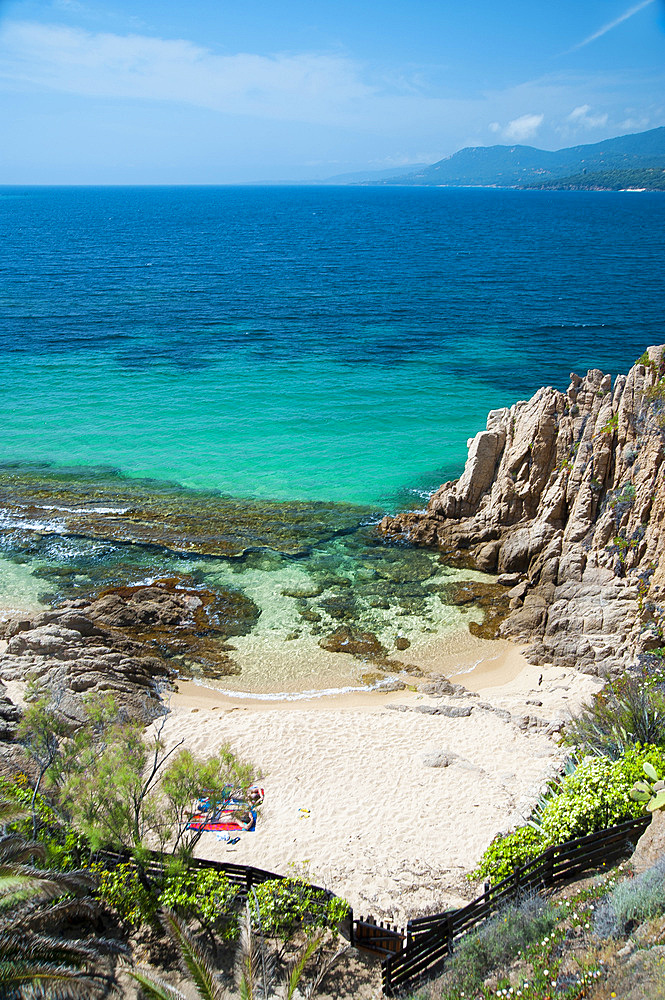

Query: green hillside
377;126;665;187
523;166;665;191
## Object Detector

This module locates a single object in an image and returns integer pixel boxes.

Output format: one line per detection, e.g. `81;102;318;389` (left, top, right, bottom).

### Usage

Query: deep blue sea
1;185;663;691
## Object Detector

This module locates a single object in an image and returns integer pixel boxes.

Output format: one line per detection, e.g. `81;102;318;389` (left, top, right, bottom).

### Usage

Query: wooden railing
92;813;650;993
381;814;650;996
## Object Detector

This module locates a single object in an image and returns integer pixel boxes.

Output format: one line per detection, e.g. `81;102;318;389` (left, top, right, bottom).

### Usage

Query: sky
1;0;664;183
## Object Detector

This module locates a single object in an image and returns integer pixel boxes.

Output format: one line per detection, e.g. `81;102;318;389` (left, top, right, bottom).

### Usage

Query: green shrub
252;878;349;941
159;865;240;940
471;826;546;883
474;746;665;884
595;858;665;938
93;862;157;926
538;745;665;843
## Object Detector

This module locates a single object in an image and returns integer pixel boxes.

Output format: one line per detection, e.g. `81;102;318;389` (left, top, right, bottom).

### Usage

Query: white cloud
567;104;609;128
0;21;376;124
570;0;656;51
488;121;501;133
502;113;544;141
619;114;652;131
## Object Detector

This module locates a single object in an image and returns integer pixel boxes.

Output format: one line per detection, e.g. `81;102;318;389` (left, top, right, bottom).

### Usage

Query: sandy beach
155;639;603;924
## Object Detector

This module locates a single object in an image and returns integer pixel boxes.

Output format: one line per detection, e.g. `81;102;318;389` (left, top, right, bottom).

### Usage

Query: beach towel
187;808;257;832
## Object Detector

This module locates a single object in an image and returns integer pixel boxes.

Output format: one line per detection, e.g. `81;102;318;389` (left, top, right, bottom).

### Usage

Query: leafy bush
595;858;665;938
473;746;665;883
0;774;90;871
564;675;665;758
159;864;240;939
538;746;665;844
252;878;349;941
431;894;559;1000
93;861;157;926
471;826;546;883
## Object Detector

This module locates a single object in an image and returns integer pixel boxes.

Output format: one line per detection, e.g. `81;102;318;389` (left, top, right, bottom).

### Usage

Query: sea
1;186;664;695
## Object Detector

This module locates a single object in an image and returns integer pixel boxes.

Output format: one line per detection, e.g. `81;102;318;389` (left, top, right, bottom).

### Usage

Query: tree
58;707;259;857
17;688;70;837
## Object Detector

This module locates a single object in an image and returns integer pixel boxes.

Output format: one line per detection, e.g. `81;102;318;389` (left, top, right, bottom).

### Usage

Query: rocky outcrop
380;347;665;678
0;598;173;725
0;577;264;729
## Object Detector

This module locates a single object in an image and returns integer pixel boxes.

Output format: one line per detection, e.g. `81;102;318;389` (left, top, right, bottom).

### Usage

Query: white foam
185;677;399;701
449;651;503;678
0;513;66;533
34;504;130;515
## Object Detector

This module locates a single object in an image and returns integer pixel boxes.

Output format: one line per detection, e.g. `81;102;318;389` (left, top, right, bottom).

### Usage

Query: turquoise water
2;186;664;508
1;186;663;691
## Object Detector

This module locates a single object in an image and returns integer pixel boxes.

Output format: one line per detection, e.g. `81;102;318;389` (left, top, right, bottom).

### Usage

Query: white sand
154;641;603;924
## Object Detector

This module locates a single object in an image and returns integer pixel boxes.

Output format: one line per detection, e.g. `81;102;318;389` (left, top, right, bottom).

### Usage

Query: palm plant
563;674;665;758
130;905;348;1000
0;799;116;998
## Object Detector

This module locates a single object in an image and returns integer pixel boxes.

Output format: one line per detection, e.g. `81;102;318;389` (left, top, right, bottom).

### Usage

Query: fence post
446;912;454;955
484;880;490;914
349;906;354;947
382;959;392;997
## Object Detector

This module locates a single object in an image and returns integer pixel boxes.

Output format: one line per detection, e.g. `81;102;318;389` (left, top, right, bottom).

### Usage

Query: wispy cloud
0;21;376;124
566;104;608;128
490;113;544;142
570;0;656;52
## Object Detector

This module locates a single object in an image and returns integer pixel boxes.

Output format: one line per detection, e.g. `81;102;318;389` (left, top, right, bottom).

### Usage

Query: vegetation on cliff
525;166;665;191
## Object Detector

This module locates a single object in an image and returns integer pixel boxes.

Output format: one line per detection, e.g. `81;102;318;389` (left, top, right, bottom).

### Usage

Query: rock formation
0;598;173;726
380;347;665;678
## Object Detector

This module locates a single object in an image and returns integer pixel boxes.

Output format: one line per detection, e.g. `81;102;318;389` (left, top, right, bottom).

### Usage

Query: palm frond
0;865;95;913
128;969;188;1000
236;908;260;1000
160;911;225;1000
0;835;47;865
303;940;350;999
0;800;30;829
18;896;99;931
0;928;103;966
282;933;323;1000
0;960;106;999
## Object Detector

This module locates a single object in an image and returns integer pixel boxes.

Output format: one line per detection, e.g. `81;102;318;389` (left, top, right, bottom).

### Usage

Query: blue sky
1;0;664;182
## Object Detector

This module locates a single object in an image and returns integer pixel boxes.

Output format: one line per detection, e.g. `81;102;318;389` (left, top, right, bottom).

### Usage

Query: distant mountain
376;127;665;188
317;164;428;184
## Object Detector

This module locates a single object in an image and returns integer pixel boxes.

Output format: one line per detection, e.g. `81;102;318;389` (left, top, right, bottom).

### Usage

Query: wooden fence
381;814;650;996
351;915;405;956
93;846;366;944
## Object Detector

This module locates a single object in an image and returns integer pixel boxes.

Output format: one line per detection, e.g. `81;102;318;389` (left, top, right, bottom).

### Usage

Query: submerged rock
318;627;386;659
0;466;378;558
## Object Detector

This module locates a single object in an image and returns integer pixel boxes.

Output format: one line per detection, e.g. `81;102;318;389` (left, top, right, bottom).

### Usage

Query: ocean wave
34;504;131;515
0;513;66;533
186;677;400;701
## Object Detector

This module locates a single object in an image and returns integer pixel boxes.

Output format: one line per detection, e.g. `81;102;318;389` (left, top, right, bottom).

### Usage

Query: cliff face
380;347;665;678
